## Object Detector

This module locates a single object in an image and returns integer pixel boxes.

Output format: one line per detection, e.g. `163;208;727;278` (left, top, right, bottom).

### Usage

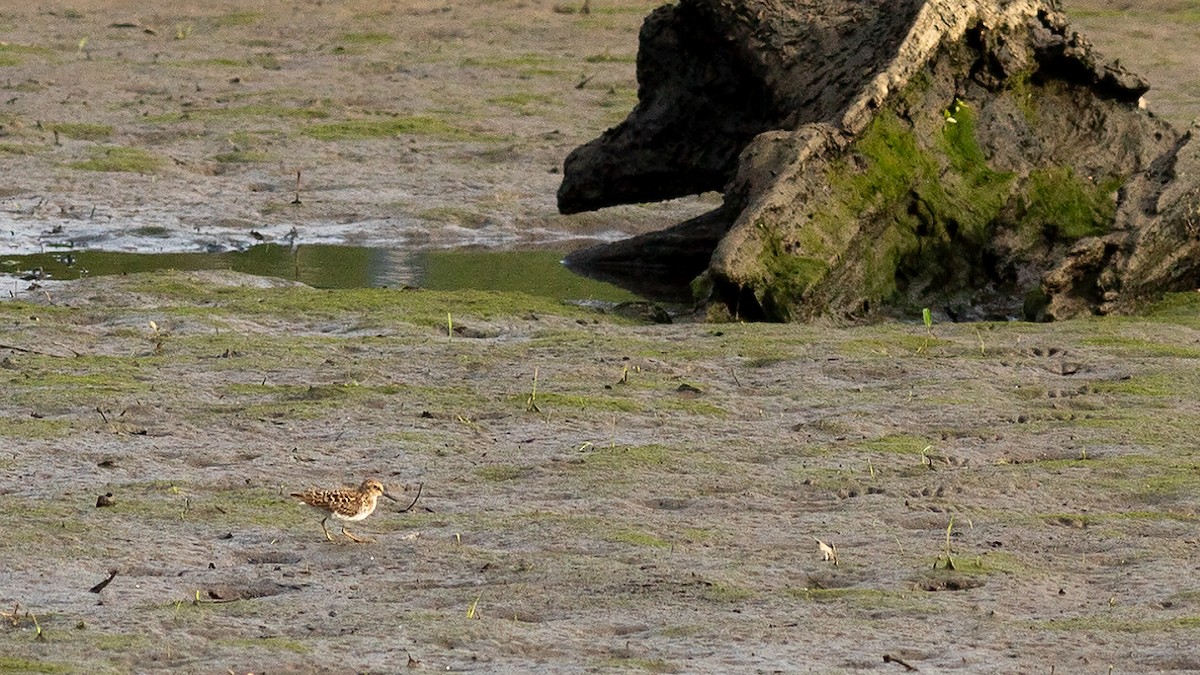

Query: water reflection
0;244;645;303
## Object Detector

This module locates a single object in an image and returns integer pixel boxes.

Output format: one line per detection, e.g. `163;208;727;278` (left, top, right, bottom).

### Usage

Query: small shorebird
291;478;421;543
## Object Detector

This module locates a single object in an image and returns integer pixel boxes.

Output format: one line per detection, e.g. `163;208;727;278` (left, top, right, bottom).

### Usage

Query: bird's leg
341;525;372;543
320;517;335;542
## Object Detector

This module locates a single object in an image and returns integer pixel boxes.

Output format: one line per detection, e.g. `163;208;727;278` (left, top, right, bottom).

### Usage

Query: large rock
1046;126;1200;317
560;0;1190;322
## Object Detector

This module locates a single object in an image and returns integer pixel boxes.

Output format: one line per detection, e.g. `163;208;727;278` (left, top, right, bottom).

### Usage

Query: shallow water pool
0;244;649;304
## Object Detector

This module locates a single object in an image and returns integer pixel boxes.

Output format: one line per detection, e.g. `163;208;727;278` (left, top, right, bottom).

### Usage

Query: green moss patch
463;53;561;69
790;587;940;612
216;636;309;654
46;122;113;141
584;444;671;469
1017;166;1121;243
1142;291;1200;326
69;146;162;173
584;52;635;63
1093;372;1190;397
112;271;603;328
0;42;54;63
862;434;933;455
0;416;74;439
1080;334;1200;358
487;92;559;114
745;53;1138;321
522;391;640;413
336;32;393;45
607;528;672;548
837;104;1014;297
476;464;529;481
0;657;73;673
755;101;1016;319
148;104;329;123
302;115;475;141
0;142;44;155
212;150;269;163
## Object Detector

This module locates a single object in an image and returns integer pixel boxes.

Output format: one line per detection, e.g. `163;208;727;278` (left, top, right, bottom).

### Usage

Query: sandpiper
291;478;419;543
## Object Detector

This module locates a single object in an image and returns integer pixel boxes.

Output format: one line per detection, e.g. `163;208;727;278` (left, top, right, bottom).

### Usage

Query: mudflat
0;0;715;254
2;1;1200;673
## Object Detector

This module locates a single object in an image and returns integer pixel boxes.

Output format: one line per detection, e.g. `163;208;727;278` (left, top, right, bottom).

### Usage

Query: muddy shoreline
3;269;1200;672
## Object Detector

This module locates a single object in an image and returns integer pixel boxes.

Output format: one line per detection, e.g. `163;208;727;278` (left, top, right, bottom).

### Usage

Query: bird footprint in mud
906;483;966;503
908;484;947;499
1029;346;1065;357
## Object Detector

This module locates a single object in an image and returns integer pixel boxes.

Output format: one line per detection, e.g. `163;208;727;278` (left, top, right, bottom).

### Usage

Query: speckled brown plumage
291;478;396;543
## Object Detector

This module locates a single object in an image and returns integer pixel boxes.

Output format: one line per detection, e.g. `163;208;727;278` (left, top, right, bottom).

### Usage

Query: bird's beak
382;491;399;502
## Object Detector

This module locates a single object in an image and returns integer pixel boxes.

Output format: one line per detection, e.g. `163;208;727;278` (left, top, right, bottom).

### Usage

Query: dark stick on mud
51;341;81;356
292;169;302;204
88;569;118;594
0;343;69;358
883;654;918;672
96;406;109;424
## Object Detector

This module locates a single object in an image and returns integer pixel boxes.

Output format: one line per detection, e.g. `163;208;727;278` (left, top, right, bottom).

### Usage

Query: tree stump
559;0;1194;322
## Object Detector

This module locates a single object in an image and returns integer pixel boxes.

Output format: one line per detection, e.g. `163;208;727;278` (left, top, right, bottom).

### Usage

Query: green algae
336;32;393;45
607;528;672;548
1017;166;1122;244
834;103;1013;303
113;271;602;329
45;122;112;141
746;57;1138;321
146;104;330;123
582;444;671;470
862;434;933;455
1142;291;1200;327
1079;334;1200;358
0;657;73;673
0;143;45;155
216;636;309;653
477;464;528;481
754;100;1015;319
1093;372;1190;397
790;587;940;612
524;391;641;413
69;146;162;173
0;416;73;439
302;115;476;141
